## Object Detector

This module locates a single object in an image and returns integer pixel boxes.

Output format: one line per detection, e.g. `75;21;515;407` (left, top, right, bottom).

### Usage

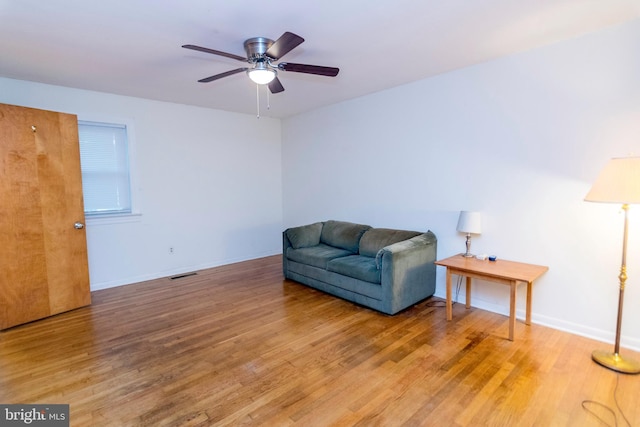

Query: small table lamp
457;211;482;258
585;156;640;374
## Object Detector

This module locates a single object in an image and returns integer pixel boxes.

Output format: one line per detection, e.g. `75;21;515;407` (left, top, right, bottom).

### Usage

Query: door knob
74;222;85;230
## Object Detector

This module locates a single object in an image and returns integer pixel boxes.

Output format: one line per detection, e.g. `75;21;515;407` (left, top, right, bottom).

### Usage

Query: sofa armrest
283;231;293;277
379;231;437;314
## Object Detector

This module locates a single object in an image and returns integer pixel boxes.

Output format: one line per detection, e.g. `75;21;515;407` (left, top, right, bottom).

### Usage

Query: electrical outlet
169;247;174;254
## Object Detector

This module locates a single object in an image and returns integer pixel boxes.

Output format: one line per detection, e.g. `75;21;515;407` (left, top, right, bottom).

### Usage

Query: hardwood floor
1;255;638;426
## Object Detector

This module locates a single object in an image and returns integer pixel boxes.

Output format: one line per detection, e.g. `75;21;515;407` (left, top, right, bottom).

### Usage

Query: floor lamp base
592;350;640;374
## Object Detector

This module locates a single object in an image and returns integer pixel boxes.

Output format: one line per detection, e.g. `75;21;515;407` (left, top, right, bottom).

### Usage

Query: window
78;121;132;216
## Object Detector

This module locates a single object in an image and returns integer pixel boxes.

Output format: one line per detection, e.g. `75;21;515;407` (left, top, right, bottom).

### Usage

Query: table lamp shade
585;157;640;204
456;211;482;234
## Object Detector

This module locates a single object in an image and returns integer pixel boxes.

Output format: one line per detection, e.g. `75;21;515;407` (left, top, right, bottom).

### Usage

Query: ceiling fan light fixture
247;63;276;85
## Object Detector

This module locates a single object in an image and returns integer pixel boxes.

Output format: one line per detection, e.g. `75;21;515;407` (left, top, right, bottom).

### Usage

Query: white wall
282;19;640;351
0;77;283;290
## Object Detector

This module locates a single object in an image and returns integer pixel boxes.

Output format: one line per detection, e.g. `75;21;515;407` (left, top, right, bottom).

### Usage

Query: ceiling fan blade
198;68;247;83
279;62;339;77
268;77;285;94
265;32;304;60
182;44;247;62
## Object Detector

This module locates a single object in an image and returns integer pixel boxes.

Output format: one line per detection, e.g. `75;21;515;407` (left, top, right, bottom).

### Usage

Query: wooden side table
434;255;548;341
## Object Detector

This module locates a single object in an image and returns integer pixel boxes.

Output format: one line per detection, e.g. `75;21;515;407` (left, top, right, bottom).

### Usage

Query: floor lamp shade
585;157;640;204
585;156;640;374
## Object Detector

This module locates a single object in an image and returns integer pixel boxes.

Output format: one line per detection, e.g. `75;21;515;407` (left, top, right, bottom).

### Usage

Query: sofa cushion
286;222;323;249
327;255;381;284
286;244;353;269
359;228;422;258
320;220;371;253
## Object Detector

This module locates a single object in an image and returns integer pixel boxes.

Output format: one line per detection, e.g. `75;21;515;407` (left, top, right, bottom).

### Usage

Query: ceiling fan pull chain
256;83;260;118
267;87;271;110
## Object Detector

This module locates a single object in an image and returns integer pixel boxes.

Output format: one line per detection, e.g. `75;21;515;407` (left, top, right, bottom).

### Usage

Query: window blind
78;121;132;215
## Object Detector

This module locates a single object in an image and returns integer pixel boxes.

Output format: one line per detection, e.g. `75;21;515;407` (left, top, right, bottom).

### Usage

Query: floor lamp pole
592;204;640;374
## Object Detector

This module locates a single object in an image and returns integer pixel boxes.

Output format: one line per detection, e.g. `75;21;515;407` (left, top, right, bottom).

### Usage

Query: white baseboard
89;251;280;292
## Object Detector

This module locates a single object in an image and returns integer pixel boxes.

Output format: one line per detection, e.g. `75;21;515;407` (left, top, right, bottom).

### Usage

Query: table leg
509;280;516;341
446;268;452;321
526;281;532;325
465;276;471;309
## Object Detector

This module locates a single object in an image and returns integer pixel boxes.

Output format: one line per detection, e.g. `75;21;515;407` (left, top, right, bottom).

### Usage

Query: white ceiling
1;0;639;118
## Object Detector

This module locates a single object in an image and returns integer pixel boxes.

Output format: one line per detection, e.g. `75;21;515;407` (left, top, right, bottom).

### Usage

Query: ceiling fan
182;32;339;94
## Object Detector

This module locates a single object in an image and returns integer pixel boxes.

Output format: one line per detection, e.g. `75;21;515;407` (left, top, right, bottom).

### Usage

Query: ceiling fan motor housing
243;37;274;63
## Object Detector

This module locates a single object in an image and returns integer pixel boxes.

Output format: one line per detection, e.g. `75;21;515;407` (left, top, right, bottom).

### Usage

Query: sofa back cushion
320;220;371;253
286;222;324;249
359;228;422;257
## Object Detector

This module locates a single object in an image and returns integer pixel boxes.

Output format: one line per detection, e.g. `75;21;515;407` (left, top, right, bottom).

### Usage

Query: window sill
85;212;142;226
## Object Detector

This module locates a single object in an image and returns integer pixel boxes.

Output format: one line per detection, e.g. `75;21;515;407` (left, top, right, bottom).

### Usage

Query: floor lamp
585;156;640;374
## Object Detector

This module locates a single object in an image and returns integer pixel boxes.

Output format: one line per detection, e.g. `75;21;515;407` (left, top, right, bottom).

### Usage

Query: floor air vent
170;272;197;280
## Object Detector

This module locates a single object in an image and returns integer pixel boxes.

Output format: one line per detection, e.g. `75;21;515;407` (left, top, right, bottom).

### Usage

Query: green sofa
282;220;437;314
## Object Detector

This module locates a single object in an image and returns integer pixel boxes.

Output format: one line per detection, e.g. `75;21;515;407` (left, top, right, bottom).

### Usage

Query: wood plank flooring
1;255;639;426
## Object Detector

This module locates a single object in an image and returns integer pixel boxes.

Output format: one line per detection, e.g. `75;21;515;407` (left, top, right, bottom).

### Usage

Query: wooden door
0;103;91;330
